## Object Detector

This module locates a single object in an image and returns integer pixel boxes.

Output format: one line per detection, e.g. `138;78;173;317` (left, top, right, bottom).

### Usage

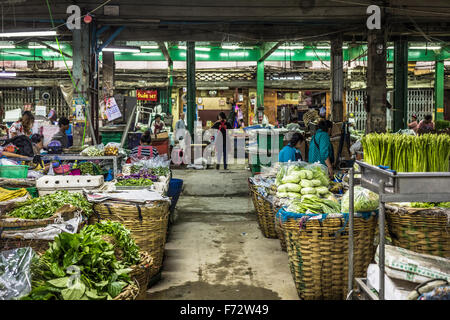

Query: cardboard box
155;132;169;139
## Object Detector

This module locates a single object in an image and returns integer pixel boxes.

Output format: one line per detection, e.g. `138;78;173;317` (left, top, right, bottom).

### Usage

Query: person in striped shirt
130;130;159;160
308;120;334;178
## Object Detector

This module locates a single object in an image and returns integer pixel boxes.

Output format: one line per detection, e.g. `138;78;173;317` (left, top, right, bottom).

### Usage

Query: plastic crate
101;131;124;145
0;165;29;179
37;175;104;189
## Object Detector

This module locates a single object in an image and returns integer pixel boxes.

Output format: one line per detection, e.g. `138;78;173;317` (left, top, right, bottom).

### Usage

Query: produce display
75;162;103;176
0;187;28;202
80;221;140;266
286;195;341;214
116;178;154;187
7;190;93;219
362;133;450;172
22;230;133;300
341;186;379;213
275;163;332;199
80;146;104;157
408;202;450;209
104;145;119;156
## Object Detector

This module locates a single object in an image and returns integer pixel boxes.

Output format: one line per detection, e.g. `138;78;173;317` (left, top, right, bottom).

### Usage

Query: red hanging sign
136;90;158;101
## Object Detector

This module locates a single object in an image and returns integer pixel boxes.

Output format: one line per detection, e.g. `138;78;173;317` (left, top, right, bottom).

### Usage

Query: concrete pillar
72;24;90;99
186;41;196;137
393;39;408;131
366;30;387;133
72;23;96;144
435;60;444;121
331;34;344;122
102;51;115;98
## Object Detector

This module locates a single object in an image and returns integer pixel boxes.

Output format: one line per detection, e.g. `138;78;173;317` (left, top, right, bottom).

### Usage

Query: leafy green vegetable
277;183;301;193
341;186;379;213
80;221;140;267
116;178;154;187
281;171;303;184
22;231;132;300
286;195;341;214
300;180;314;188
8;190;93;219
315;186;329;195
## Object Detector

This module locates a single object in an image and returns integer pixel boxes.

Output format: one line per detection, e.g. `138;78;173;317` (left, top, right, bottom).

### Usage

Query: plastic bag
275;161;309;186
80;144;105;156
0;247;35;300
104;142;120;156
341;186;379;213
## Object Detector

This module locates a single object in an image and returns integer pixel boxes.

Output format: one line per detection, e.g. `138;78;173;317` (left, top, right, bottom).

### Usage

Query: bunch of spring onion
361;133;450;172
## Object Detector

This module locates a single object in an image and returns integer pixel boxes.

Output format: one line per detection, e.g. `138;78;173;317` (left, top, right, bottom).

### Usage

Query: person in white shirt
175;113;186;140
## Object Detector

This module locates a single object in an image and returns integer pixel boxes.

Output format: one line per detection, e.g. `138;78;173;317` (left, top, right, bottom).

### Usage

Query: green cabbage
311;179;322;187
341;186;379;212
300;179;313;188
301;187;316;195
278;183;301;193
276;192;290;198
304;170;313;180
315;186;329;195
281;171;303;184
287;192;302;199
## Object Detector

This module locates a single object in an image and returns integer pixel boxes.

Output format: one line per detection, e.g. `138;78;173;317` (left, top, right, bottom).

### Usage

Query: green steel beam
186;41;196;137
259;42;282;62
168;60;173;114
257;60;264;111
435;60;445;121
393;39;408;132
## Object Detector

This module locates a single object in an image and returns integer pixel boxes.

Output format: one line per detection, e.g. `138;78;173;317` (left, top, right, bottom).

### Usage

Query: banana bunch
0;187;28;202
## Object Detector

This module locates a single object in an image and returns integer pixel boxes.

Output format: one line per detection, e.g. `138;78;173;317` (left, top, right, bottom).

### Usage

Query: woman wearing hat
408;114;419;134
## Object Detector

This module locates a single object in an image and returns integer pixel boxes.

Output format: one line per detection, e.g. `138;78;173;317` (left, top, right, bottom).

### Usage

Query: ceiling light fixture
0;31;57;37
0;68;16;77
102;46;141;53
140;45;160;49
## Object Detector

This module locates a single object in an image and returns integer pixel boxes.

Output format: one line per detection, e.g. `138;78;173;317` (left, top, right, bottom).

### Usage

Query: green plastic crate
0;165;29;179
101;131;126;145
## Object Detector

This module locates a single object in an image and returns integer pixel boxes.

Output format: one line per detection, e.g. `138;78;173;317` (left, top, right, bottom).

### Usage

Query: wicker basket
281;210;377;300
90;200;170;278
130;251;153;299
255;192;277;239
248;179;259;212
385;204;450;258
274;205;287;252
113;284;140;300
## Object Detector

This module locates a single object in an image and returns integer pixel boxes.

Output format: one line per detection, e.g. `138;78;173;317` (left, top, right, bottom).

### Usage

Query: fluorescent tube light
0;70;16;77
28;45;46;49
102;46;140;53
0;31;57;37
0;45;15;49
279;45;304;49
195;47;211;51
222;45;240;50
140;45;160;49
410;46;441;50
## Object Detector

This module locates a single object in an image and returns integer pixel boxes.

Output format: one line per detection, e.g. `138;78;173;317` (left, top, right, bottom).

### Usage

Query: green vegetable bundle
22;232;132;300
286;195;341;214
76;162;103;175
80;221;140;267
341;186;379;213
362;133;450;172
116;178;154;187
8;190;93;219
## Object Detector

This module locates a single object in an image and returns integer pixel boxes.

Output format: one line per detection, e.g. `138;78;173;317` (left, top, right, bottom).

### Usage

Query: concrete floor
145;168;299;300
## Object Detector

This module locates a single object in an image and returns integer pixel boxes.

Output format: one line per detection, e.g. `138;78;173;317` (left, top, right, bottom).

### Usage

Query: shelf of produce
348;161;450;301
24;155;125;179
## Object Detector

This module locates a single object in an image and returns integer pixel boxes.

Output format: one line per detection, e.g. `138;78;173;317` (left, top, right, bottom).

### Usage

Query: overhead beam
258;42;282;62
96;26;125;53
158;41;172;64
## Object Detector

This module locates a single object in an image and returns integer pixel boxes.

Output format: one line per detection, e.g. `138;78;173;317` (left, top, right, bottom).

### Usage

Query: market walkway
146;169;298;300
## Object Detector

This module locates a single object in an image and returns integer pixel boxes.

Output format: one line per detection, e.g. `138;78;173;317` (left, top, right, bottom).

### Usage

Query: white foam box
37;175;104;189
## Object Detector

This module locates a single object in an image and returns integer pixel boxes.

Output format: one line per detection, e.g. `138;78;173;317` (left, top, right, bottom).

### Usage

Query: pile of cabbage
275;162;334;201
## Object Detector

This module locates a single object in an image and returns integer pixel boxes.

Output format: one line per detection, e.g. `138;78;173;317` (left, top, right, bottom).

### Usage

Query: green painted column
393;39;408;132
435;60;445;121
168;60;173;114
186;41;196;137
257;60;264;111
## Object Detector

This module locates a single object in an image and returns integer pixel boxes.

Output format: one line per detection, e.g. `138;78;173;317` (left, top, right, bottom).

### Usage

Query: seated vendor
130;130;159;160
51;116;70;149
278;133;304;162
151;114;165;135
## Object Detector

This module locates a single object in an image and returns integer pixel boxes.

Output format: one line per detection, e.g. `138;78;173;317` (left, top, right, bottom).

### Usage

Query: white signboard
105;97;122;122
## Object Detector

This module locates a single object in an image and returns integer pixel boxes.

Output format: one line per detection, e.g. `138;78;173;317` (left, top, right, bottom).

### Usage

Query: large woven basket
90;200;170;279
248;179;259;212
254;191;277;239
113;284;139;300
385;204;450;258
274;205;287;252
130;251;153;299
281;210;377;300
